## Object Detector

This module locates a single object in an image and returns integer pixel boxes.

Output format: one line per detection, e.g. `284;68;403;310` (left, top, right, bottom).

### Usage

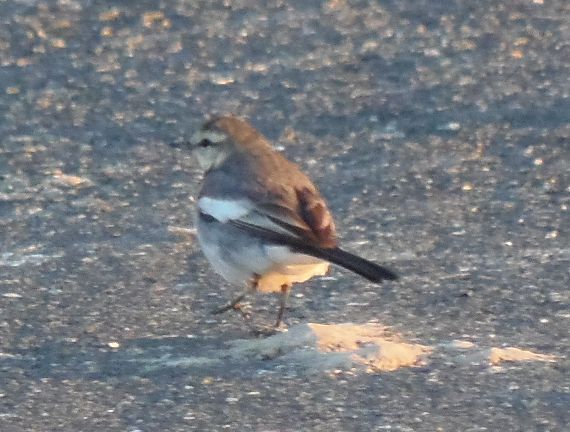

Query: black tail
306;246;398;283
228;218;398;283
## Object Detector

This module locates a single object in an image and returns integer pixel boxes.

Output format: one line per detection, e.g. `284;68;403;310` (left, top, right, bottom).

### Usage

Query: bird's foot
251;322;288;338
211;293;248;316
211;301;251;320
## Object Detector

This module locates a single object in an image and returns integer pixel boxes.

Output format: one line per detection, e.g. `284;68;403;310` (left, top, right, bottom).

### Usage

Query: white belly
196;219;329;292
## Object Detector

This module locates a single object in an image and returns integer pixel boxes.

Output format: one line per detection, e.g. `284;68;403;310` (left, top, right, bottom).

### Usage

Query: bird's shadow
3;323;400;382
3;322;557;383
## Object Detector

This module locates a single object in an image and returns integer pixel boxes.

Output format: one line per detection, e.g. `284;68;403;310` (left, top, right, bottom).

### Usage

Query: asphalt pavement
0;0;568;431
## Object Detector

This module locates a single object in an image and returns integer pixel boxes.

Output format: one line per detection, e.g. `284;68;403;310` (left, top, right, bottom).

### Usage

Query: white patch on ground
138;323;558;374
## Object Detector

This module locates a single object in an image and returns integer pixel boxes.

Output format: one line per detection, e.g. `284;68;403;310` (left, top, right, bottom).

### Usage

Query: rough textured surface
0;0;568;431
132;323;556;375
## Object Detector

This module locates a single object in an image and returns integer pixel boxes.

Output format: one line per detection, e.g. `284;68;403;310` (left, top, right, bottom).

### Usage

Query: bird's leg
211;275;259;320
211;292;247;316
274;284;291;328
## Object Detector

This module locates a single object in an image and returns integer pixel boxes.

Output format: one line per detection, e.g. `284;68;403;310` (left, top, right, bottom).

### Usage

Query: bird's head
184;115;270;171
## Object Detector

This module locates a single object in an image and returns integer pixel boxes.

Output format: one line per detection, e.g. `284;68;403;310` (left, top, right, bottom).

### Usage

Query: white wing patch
199;198;307;239
198;197;253;222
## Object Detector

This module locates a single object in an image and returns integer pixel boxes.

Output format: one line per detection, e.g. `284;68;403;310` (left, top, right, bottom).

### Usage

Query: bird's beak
169;138;196;149
171;131;207;149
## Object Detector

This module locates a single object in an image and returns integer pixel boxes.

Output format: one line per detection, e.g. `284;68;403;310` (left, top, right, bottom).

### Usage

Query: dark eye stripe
199;139;212;147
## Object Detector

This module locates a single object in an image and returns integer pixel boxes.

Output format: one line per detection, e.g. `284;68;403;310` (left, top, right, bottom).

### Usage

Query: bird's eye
198;139;212;148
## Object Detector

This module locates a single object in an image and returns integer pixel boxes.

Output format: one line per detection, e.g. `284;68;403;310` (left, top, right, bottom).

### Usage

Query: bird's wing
197;185;337;249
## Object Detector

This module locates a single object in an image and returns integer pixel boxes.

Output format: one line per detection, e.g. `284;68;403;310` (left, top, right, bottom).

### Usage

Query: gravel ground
0;0;568;431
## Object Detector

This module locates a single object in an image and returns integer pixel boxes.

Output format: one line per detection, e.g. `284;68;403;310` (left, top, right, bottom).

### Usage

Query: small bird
177;115;397;328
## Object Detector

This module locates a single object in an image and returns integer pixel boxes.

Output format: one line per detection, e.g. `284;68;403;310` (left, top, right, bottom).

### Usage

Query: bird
175;115;397;328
